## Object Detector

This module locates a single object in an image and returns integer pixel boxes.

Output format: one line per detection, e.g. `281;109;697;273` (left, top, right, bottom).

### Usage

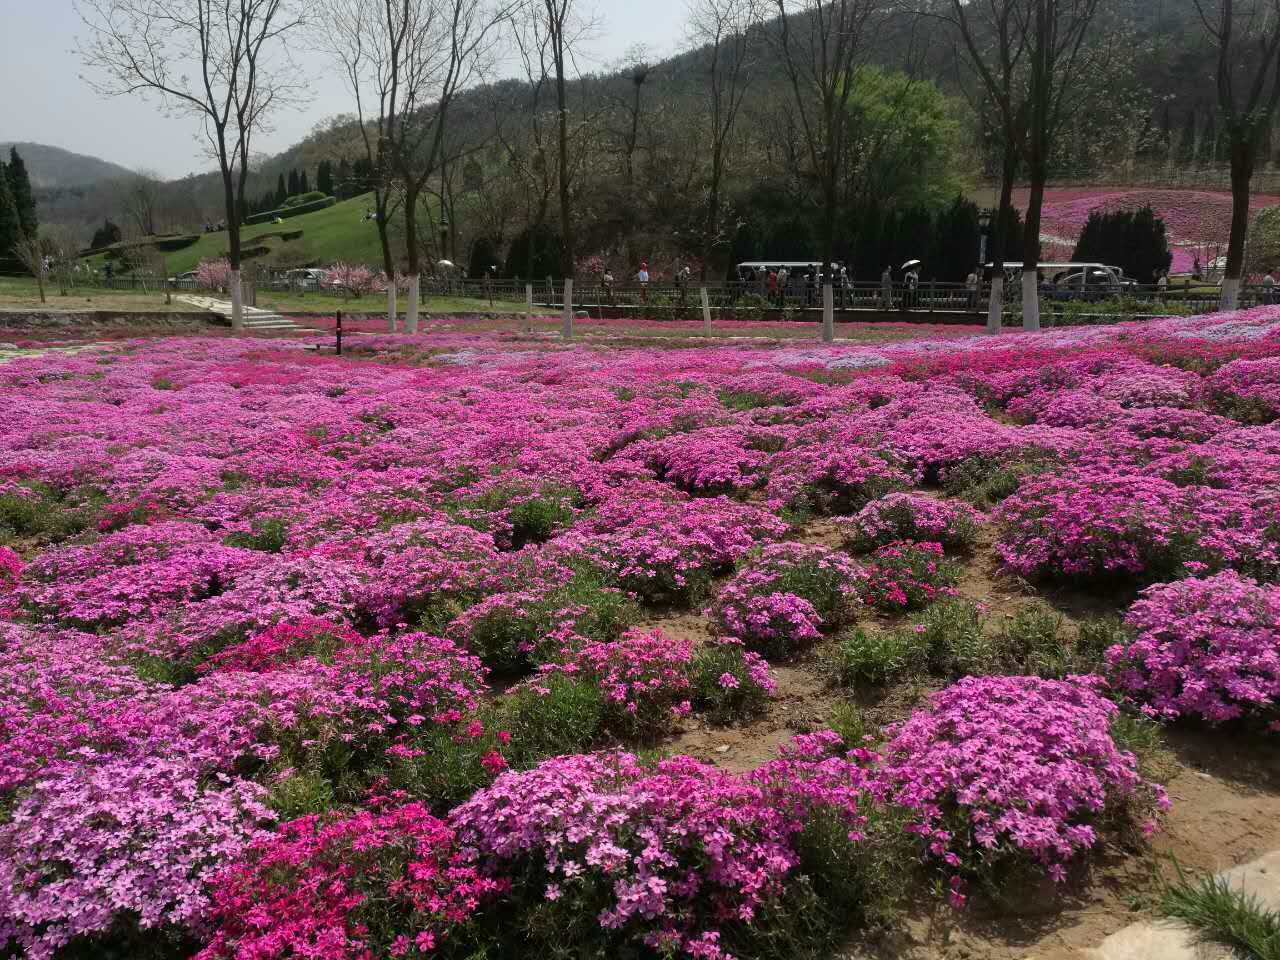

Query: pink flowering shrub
0;757;273;960
0;547;19;616
622;426;775;494
765;444;910;515
195;257;232;289
707;543;863;658
1107;572;1280;728
200;616;368;673
877;676;1169;892
450;748;872;957
560;497;787;606
1206;356;1280;423
859;541;959;612
539;627;693;737
994;472;1220;582
444;575;637;673
841;493;983;552
20;521;258;629
325;261;380;300
198;801;507;960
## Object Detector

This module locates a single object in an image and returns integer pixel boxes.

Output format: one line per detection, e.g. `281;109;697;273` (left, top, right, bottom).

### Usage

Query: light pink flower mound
877;675;1169;885
1108;572;1280;728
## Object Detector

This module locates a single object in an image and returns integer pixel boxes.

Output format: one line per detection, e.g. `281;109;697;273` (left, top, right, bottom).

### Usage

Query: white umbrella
901;259;922;271
437;259;456;270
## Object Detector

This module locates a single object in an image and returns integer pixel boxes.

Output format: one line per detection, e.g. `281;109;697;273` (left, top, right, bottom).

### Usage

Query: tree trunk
221;165;244;331
1220;131;1253;311
403;185;421;332
1021;174;1045;331
376;189;397;332
555;54;575;277
987;145;1018;334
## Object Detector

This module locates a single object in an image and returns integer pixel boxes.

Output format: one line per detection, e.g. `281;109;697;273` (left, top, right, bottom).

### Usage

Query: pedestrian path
175;295;305;332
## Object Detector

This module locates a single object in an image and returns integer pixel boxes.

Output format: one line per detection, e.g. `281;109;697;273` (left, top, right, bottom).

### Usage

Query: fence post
700;286;712;334
336;310;343;356
525;283;534;333
562;278;574;339
821;283;834;343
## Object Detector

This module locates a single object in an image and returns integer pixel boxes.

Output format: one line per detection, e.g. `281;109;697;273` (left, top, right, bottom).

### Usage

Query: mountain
0;142;133;188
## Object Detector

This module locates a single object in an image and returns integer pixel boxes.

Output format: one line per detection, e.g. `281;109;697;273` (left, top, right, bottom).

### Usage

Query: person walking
965;267;979;311
880;266;893;309
603;269;615;306
1263;271;1275;305
637;261;650;304
1156;271;1169;302
766;267;778;306
905;266;919;310
777;266;789;307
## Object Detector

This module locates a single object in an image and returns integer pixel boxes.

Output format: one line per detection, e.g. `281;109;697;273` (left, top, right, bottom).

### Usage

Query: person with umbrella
902;259;921;310
880;266;893;309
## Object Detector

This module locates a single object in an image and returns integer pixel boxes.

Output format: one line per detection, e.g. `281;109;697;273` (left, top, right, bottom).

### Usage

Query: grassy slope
84;193;388;274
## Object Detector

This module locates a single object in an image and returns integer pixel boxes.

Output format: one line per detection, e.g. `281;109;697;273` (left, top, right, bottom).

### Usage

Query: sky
0;0;689;180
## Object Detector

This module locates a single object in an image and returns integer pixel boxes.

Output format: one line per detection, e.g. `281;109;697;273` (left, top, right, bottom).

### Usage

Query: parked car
1048;266;1136;302
168;270;199;284
271;268;328;291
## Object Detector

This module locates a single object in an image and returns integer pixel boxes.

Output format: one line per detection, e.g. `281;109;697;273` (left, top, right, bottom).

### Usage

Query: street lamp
439;217;449;260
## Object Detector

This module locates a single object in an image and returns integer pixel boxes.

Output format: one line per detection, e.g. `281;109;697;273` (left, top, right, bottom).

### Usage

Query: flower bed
3;307;1280;955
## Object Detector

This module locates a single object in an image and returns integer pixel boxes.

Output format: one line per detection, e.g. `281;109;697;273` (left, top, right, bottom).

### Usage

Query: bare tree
114;168;164;236
537;0;584;278
11;232;48;304
768;0;897;274
687;0;759;279
1016;0;1103;330
1192;0;1280;309
392;0;506;330
314;0;411;330
78;0;305;330
933;0;1031;332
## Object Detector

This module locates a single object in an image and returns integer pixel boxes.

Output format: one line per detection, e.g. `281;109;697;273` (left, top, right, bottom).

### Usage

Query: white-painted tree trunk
1021;270;1041;331
986;275;1004;334
230;270;244;331
562;278;574;338
387;285;398;333
1219;276;1241;312
821;283;834;342
405;276;420;334
700;286;712;334
525;283;534;333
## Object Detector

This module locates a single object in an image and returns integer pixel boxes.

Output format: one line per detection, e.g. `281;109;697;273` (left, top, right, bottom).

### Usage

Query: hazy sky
1;0;689;180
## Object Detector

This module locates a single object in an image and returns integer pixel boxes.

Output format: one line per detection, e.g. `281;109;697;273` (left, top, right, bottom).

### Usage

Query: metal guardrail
35;273;1277;320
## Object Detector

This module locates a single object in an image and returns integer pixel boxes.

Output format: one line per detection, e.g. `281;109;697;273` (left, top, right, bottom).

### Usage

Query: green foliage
0;483;103;546
6;147;37;241
223;517;290;553
689;643;772;724
992;601;1072;678
266;770;336;819
827;626;926;688
282;190;326;208
1071;205;1173;282
1160;870;1280;960
242;194;336;226
915;598;997;678
505;223;564;279
1076;615;1132;670
0;162;20;259
492;674;607;770
843;67;969;212
944;453;1054;508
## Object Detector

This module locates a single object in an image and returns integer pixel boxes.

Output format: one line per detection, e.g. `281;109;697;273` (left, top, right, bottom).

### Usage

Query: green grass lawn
0;276;545;317
82;193;390;275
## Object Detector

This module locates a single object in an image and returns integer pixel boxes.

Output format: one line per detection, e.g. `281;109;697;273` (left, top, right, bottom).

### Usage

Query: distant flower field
1014;187;1280;273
